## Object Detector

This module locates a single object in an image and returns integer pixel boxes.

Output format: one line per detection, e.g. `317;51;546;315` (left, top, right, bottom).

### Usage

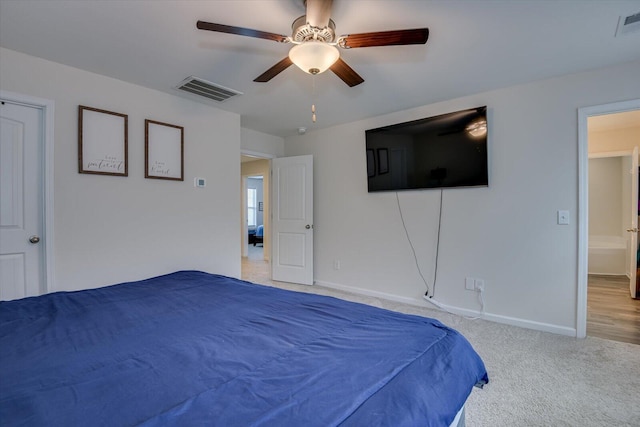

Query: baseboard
314;279;577;337
479;312;576;337
588;271;628;277
314;279;424;307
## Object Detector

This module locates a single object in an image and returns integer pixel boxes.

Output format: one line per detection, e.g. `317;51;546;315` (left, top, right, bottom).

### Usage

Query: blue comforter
0;271;487;426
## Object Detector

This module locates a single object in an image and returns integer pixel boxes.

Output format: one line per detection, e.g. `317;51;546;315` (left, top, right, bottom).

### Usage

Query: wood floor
587;274;640;345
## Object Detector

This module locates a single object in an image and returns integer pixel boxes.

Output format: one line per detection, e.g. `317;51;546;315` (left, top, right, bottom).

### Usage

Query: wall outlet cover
465;277;475;290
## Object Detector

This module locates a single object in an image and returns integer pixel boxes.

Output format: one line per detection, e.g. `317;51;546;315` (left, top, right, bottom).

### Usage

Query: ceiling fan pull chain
311;75;317;123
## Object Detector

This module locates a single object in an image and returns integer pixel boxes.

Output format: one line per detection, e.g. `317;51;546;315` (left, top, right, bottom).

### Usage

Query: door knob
627;228;639;233
305;224;311;229
29;235;40;244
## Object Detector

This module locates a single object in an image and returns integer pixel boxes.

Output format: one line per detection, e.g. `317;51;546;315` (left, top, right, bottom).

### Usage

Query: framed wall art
78;105;128;176
145;119;184;181
366;149;375;177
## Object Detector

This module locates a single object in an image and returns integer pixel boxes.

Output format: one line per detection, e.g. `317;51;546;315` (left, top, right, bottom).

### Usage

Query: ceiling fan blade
254;57;294;82
197;21;289;43
330;58;364;87
305;0;333;28
340;28;429;48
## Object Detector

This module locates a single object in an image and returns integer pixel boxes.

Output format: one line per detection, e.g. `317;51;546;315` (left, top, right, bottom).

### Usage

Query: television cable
397;190;482;317
396;191;431;296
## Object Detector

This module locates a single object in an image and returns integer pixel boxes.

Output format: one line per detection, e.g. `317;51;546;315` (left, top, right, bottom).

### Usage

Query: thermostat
194;177;206;188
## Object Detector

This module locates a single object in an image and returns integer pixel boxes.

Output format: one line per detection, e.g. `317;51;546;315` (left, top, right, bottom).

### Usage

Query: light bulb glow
466;119;487;138
289;41;340;75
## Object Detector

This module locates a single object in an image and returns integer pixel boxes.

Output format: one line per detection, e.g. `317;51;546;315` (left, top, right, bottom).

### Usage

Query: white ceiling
1;0;639;137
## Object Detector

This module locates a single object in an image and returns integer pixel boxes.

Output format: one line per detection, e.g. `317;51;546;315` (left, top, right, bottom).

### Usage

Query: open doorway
241;155;271;285
578;100;640;344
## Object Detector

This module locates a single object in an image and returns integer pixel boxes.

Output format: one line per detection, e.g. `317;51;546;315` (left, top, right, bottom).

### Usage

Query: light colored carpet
242;261;640;426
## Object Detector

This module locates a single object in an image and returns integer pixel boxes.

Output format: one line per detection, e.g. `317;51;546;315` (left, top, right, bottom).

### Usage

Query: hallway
241;244;271;285
587;274;640;345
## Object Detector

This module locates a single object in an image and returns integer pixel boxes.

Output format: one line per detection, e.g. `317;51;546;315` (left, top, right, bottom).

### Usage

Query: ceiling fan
196;0;429;87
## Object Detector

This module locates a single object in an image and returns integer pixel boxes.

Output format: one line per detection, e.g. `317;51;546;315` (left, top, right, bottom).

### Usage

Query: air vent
616;11;640;37
175;76;242;102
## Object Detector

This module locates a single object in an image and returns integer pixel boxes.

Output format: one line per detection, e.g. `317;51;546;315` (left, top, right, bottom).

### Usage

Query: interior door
629;146;639;299
0;100;44;300
271;155;313;285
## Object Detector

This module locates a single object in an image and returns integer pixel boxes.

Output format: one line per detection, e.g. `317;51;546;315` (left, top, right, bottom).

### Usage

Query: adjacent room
586;110;640;344
1;1;639;425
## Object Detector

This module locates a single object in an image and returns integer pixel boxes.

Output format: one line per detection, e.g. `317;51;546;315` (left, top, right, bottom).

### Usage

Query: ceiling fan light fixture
289;41;339;75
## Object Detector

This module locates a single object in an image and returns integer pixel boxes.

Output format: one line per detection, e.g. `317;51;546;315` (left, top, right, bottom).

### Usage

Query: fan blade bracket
337;37;350;49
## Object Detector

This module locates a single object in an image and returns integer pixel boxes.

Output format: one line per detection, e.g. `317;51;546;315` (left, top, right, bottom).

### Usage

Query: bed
0;271;488;426
254;224;264;246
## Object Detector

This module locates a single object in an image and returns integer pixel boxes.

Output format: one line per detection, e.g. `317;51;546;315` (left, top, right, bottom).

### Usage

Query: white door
271;155;313;285
0;101;44;300
628;146;639;299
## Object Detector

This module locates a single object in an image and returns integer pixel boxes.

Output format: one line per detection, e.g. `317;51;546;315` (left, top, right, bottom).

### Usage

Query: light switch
557;210;570;225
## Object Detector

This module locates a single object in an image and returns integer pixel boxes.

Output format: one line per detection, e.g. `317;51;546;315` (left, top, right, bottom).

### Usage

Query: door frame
1;90;55;294
577;98;640;338
241;174;266;258
241;149;275;262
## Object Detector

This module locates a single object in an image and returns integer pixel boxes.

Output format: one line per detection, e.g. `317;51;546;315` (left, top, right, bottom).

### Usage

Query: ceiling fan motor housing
291;15;336;42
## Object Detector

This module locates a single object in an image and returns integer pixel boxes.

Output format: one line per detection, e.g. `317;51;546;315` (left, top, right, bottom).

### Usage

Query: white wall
589;157;623;237
0;48;241;291
241;127;284;158
589;126;640;154
284;59;640;335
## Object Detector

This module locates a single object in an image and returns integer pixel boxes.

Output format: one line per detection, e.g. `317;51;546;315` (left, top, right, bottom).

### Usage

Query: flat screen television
366;106;488;192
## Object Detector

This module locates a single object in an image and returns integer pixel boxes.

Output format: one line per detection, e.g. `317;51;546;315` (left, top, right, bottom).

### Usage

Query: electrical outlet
465;277;475;290
333;260;341;270
474;279;485;292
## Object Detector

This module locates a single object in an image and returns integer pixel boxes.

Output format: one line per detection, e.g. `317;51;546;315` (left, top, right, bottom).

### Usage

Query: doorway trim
241;149;275;261
577;98;640;338
1;90;55;294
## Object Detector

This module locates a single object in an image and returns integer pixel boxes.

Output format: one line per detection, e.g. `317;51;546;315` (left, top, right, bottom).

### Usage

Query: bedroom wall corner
0;47;242;292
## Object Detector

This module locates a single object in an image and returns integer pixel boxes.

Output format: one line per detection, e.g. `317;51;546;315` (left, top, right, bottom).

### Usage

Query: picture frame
145;119;184;181
366;149;376;177
78;105;128;176
377;148;389;174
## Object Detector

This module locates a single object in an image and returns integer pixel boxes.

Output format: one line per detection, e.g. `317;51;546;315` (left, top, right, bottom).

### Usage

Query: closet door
271;155;313;285
0;101;44;300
